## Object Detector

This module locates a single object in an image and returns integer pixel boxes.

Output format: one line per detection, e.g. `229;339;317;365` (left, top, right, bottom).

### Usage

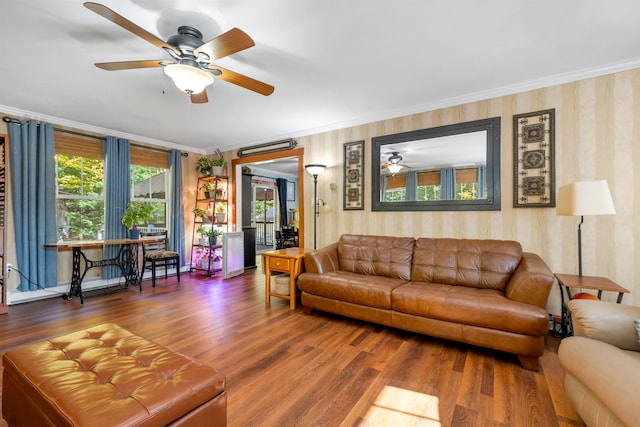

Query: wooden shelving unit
189;175;228;276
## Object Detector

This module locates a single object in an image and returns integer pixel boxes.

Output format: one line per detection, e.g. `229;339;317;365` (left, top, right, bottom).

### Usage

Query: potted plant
201;182;217;199
215;183;226;199
211;253;222;270
215;203;226;223
192;207;209;222
196;225;210;246
121;202;154;239
196;157;214;177
209;228;223;245
210;158;225;176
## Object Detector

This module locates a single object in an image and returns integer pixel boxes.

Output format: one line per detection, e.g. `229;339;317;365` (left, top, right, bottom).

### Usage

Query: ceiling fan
381;152;410;173
83;2;274;104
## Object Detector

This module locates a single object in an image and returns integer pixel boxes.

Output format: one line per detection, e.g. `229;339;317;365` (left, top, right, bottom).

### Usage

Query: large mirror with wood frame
371;117;501;211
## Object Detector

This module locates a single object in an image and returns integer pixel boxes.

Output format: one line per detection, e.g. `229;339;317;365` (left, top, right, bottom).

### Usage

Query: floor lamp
556;180;615;276
304;164;326;249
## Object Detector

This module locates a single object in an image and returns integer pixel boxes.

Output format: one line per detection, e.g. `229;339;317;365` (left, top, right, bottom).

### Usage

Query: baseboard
7;266;189;305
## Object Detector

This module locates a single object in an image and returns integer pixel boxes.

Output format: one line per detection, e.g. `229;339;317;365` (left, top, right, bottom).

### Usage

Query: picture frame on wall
513;109;556;208
343;140;365;210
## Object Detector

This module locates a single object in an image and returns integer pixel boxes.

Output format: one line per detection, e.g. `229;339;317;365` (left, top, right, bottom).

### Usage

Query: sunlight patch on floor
360;385;441;426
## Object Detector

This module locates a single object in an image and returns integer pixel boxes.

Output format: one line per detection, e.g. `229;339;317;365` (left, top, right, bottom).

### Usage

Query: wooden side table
555;273;630;336
262;248;314;310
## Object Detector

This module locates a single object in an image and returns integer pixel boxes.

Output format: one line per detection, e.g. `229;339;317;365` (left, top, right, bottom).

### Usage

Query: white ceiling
2;1;640;155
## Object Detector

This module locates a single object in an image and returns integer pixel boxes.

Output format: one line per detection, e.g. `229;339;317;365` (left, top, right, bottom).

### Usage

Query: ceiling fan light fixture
164;63;214;94
387;163;403;174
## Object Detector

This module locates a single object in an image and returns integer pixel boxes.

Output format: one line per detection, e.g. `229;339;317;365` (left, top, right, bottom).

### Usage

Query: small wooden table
555;273;630;336
262;248;314;310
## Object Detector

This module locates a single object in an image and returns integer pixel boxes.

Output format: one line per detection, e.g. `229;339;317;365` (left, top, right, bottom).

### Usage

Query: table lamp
556;180;615;276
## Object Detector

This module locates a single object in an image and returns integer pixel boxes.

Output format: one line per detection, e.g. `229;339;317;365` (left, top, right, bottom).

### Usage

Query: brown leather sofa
298;234;555;370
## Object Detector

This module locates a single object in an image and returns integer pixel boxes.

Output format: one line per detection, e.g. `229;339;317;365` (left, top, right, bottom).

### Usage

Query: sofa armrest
303;243;339;274
504;252;554;308
558;336;640;427
568;299;640;351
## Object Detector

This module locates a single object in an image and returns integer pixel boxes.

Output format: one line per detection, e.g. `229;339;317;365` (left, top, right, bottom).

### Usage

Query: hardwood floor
0;269;584;426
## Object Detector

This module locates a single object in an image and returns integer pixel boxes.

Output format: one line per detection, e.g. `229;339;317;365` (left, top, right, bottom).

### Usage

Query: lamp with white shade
556;180;616;276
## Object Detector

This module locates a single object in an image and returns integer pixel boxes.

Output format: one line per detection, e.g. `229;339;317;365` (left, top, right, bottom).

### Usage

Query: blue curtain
8;120;57;290
440;167;456;200
405;171;418;201
102;136;130;279
168;150;185;265
381;175;388;200
276;178;288;226
477;166;485;199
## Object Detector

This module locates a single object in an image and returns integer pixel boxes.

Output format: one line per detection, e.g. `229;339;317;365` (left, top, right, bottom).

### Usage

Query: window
55;154;105;240
130;164;168;228
416;185;441;201
383;167;485;202
454;168;484;200
384;187;406;202
55;133;171;239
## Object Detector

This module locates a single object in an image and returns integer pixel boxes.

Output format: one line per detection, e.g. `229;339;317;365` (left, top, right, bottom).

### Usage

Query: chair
140;230;180;287
558;300;640;426
281;226;299;248
275;227;298;249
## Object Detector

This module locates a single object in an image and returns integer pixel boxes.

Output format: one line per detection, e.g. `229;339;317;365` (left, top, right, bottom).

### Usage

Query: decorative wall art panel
513;109;555;208
343;140;364;210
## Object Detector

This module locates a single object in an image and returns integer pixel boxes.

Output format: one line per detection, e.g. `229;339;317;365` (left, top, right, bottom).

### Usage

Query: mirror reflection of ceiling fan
83;2;274;104
381;151;411;174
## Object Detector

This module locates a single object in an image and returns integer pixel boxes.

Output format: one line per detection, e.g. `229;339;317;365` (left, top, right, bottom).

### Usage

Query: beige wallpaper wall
298;69;640;311
3;68;639;313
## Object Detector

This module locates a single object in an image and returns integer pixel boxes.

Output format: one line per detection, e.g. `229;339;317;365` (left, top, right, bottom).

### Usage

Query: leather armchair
558;300;640;427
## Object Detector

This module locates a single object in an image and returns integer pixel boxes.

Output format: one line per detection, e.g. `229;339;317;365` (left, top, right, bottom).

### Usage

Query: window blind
54;132;169;168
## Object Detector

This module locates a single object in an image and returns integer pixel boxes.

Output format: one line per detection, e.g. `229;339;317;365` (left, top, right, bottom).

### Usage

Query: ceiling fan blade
84;2;180;56
194;28;255;61
190;90;209;104
95;60;166;71
206;65;274;96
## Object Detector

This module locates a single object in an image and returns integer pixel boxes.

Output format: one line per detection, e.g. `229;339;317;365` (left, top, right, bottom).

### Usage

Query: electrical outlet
6;263;12;273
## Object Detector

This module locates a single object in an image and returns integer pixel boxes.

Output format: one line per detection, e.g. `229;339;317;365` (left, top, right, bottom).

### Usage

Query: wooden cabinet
189;175;229;276
262;248;314;310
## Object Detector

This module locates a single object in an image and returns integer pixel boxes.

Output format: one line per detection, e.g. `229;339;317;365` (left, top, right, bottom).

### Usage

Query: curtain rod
3;115;188;157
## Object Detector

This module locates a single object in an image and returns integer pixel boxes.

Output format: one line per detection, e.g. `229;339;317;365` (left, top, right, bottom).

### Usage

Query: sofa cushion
298;271;408;309
338;234;415;281
411;238;522;291
391;282;549;335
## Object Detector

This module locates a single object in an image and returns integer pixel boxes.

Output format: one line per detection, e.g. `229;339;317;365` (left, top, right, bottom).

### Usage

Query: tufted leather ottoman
2;323;226;426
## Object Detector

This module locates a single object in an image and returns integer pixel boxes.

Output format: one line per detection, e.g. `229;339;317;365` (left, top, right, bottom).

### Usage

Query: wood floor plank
0;270;585;426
